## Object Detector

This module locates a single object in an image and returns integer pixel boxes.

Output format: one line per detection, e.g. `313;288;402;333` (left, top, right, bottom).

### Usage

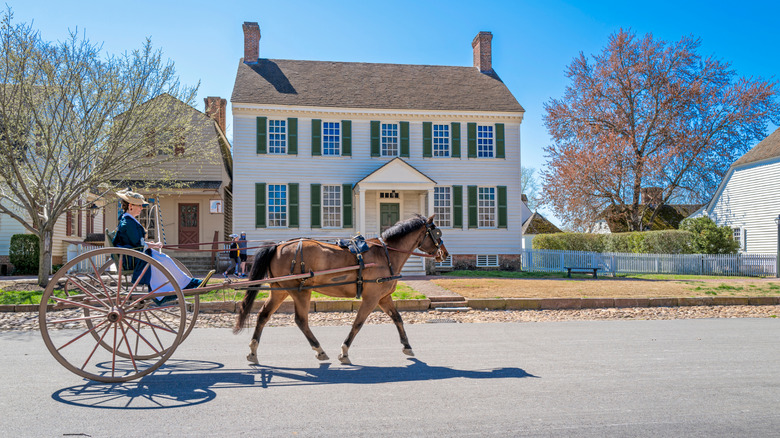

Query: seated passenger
113;189;207;305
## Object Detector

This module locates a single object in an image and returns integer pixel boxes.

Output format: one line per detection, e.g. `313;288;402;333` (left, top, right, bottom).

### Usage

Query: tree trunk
37;227;53;287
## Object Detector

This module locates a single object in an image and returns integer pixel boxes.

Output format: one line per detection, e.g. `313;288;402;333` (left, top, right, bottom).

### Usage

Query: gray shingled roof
231;59;524;113
732;126;780;167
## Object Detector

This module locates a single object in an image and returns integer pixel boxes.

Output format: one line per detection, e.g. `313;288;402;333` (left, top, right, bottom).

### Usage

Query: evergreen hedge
9;234;39;275
533;230;696;254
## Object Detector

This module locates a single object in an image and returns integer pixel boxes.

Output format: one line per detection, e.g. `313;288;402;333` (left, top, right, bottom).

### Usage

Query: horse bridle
418;222;444;254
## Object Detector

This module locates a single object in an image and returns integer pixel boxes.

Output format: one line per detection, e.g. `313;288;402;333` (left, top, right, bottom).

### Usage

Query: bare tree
542;29;780;231
521;166;540;211
0;9;202;285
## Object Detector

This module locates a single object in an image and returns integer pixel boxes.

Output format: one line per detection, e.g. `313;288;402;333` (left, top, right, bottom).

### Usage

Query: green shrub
603;232;645;253
533;233;605;252
680;216;740;254
9;234;39;275
640;230;695;254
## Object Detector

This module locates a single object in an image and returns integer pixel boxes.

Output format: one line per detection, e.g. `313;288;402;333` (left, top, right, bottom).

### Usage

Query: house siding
232;109;523;256
706;159;780;253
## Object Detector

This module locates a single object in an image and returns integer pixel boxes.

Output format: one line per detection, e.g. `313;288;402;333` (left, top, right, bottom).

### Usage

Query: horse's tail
234;243;277;334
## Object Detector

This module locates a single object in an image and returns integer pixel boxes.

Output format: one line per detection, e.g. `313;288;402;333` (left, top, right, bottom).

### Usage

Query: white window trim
321;184;342;229
322;121;342;157
476;124;495;158
381;122;400;157
267;183;288;228
267;119;287;154
434;186;453;228
478;186;497;229
432;123;451;158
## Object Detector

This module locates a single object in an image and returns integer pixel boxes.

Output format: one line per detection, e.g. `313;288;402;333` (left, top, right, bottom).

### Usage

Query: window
322;122;341;156
433;124;450;157
434;187;452;227
732;228;742;250
381;123;399;156
380;191;399;199
139;204;157;241
476;255;499;267
478;187;496;227
322;185;342;228
435;255;453;268
477;125;494;158
268;184;287;227
268;119;287;154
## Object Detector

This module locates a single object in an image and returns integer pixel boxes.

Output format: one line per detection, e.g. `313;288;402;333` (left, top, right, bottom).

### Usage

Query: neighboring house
231;22;525;273
101;95;233;267
522;212;562;250
0;200;28;274
588;188;700;234
691;126;780;253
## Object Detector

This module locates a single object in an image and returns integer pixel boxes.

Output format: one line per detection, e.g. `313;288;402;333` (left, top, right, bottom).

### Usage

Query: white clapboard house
691;126;780;253
231;22;525;273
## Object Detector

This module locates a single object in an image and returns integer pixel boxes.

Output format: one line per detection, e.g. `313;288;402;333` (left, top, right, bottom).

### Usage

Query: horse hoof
338;354;352;365
247;353;258;363
403;348;415;357
316;352;330;361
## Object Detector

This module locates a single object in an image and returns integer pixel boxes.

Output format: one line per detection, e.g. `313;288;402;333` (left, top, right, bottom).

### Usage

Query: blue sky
12;0;780;224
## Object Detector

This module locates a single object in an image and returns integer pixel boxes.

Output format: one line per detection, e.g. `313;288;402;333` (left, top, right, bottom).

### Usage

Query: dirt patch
431;277;780;299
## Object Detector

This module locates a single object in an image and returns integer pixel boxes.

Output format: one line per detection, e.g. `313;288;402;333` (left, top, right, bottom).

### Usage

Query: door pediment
355;158;436;191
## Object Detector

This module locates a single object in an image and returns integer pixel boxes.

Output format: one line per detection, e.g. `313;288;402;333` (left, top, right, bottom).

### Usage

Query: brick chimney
204;96;227;133
242;21;260;64
472;31;493;73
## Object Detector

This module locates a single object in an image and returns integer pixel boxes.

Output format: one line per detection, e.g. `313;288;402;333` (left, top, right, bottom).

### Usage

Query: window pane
322;185;342;227
433;124;450;157
477;125;494;158
434;186;451;227
381;123;399;156
478;187;495;227
268;184;287;227
323;122;341;156
268;119;287;154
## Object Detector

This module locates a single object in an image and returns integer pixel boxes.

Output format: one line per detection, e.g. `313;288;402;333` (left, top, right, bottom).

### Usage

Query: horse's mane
381;214;426;242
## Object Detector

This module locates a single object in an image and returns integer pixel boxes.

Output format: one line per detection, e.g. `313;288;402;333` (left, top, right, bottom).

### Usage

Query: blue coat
113;214;151;285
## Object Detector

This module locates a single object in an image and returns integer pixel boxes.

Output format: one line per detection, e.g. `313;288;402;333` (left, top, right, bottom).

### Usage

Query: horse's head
419;215;449;262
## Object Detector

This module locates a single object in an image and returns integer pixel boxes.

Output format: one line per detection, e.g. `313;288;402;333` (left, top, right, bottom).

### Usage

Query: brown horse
234;214;448;364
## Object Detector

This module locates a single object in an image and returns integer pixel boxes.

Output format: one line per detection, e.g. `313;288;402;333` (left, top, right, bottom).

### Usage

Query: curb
5;296;780;314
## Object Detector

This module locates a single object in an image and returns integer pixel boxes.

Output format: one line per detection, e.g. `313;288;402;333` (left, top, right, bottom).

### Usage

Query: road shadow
51;358;537;409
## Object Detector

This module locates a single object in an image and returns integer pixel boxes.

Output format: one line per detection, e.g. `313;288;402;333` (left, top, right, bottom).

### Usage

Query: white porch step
401;255;426;277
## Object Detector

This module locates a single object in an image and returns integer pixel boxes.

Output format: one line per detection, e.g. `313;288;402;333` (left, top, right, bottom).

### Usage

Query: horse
234;214;448;364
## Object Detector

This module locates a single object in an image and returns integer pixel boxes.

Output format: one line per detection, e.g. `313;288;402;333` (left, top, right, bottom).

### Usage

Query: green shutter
311;119;321;156
452;185;463;228
310;184;321;229
422;122;432;158
255;183;266;228
467;123;477;158
287;118;298;155
495;123;505;159
400;121;409;157
256;117;267;154
370;121;380;157
497;186;507;228
451;122;461;158
467;185;478;228
341;120;351;156
342;183;353;228
288;183;299;228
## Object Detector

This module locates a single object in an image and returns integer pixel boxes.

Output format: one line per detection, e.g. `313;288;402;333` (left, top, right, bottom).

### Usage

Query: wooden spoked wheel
39;248;186;382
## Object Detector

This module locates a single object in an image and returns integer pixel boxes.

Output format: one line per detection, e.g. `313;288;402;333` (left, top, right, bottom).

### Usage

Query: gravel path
5;305;779;332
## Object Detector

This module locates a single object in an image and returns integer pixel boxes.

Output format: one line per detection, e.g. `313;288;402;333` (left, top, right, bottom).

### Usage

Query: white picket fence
521;249;777;277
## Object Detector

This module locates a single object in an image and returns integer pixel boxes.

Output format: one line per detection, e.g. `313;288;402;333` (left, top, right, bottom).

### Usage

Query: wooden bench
565;267;600;278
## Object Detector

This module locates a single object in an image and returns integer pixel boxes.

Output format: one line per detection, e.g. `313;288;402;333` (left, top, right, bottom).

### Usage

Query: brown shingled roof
231;59;525;113
732;126;780;167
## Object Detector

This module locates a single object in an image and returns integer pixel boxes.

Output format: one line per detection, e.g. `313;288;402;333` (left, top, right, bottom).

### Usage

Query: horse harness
281;224;443;298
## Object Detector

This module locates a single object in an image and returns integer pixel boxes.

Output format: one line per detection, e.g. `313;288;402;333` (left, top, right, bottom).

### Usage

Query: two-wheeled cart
38;246;374;383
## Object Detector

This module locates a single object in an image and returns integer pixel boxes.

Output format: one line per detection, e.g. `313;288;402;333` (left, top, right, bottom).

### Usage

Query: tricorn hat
116;189;149;206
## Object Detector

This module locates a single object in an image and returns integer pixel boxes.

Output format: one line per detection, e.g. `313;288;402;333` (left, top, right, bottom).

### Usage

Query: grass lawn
433;270;780;299
0;281;424;305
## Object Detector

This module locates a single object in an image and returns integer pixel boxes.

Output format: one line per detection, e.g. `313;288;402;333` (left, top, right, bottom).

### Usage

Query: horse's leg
289;290;329;361
377;293;414;357
247;288;288;363
339;293;382;365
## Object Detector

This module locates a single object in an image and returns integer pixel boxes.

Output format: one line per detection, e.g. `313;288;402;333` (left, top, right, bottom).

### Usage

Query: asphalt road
2;318;779;437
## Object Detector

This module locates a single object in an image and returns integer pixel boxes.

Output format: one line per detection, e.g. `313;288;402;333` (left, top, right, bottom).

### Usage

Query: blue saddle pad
336;235;369;255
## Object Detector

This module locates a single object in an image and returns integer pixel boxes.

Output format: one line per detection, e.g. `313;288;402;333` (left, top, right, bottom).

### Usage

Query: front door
178;203;199;249
379;203;400;234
